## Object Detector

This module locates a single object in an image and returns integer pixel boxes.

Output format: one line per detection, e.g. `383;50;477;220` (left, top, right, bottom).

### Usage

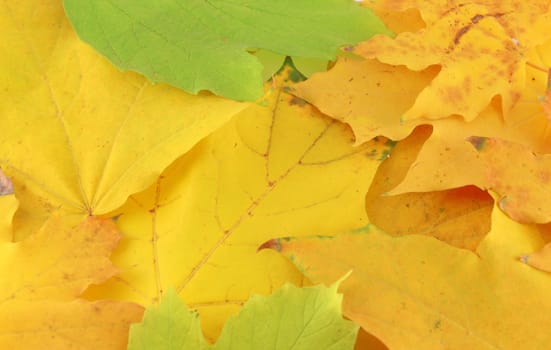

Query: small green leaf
63;0;392;101
127;281;358;350
127;289;208;350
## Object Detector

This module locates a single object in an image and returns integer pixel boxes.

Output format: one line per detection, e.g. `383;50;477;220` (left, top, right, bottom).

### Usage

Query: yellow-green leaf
128;282;358;350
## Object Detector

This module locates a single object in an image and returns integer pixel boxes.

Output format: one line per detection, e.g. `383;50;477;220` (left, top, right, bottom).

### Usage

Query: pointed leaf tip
257;238;282;252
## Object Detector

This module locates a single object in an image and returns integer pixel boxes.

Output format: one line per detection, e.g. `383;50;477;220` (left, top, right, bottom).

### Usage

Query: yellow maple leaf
366;126;493;251
0;216;143;349
84;66;394;341
355;0;551;121
0;0;248;240
267;201;551;349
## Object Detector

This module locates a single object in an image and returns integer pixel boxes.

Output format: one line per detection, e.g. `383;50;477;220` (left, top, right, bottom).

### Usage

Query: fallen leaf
127;288;208;350
355;0;551;120
290;57;437;144
128;282;357;350
0;0;248;240
466;136;551;223
63;0;392;101
365;126;493;251
266;202;551;349
84;65;394;341
293;39;551;197
0;216;144;349
361;3;425;35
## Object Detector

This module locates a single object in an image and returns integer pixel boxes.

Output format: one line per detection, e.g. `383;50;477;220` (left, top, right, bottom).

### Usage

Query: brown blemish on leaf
0;168;14;195
289;96;307;107
257;238;282;252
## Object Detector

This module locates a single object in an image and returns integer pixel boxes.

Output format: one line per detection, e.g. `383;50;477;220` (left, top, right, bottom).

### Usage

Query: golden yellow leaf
355;0;551;121
467;136;551;224
362;2;425;35
0;0;248;239
84;66;394;342
366;126;493;251
267;202;551;349
291;57;436;144
0;216;143;349
389;49;551;192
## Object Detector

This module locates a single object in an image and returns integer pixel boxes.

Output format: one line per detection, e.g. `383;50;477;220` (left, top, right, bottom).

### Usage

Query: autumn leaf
388;44;551;194
466;136;551;224
290;57;437;144
365;126;493;251
0;0;248;239
265;202;551;349
84;64;394;341
128;282;358;350
292;38;551;200
63;0;392;101
0;216;143;349
355;0;551;121
127;288;208;350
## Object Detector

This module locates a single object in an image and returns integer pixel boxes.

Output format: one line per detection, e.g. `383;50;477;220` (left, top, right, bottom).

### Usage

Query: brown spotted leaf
467;136;551;223
355;0;551;121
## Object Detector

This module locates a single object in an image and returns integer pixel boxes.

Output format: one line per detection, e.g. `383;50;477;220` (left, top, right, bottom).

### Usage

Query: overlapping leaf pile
1;0;551;349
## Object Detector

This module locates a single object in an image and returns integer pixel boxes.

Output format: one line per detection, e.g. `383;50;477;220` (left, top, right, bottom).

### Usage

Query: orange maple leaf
266;203;551;349
466;136;551;223
0;216;143;349
356;0;551;121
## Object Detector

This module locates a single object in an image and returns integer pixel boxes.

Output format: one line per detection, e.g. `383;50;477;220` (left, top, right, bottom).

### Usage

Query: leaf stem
526;61;549;73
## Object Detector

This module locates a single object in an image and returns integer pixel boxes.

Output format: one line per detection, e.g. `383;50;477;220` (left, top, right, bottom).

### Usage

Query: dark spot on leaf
466;136;487;151
258;238;283;252
289;96;307;107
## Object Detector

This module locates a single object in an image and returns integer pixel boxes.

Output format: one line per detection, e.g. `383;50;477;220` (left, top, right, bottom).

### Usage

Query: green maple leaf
63;0;391;101
127;281;358;350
